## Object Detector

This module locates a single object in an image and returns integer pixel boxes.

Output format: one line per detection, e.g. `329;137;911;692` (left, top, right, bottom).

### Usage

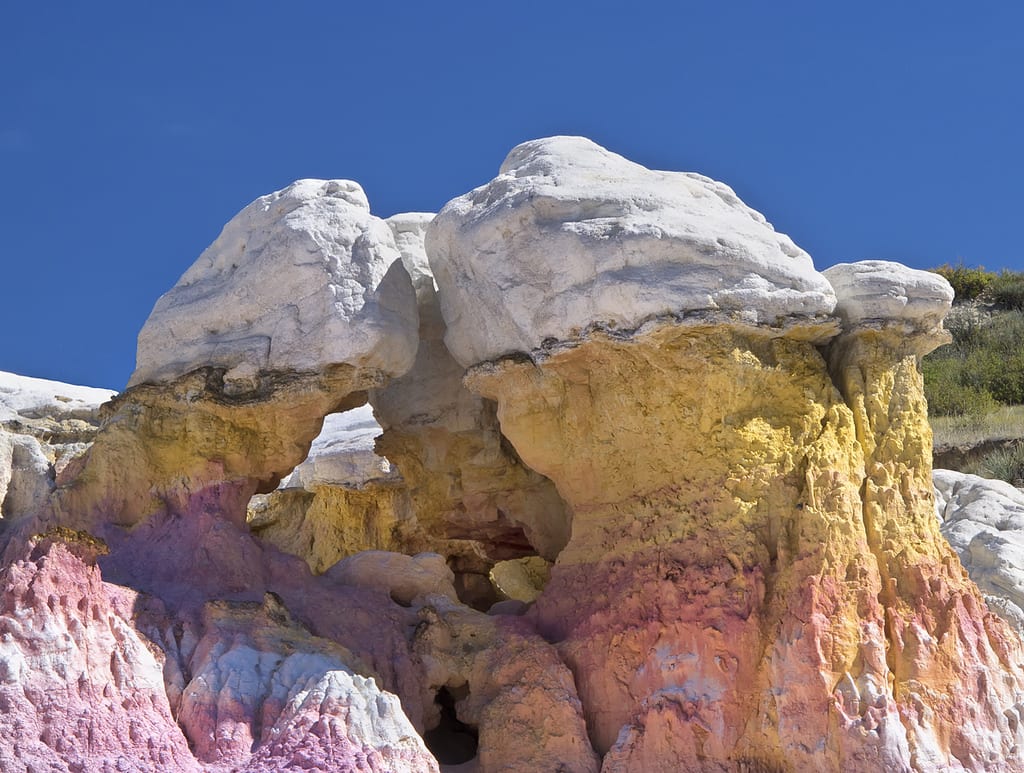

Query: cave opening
423;685;479;766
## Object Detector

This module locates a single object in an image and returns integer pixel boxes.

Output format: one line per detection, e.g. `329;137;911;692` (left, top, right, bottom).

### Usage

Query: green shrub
972;443;1024;487
922;356;999;417
931;262;994;301
987;271;1024;310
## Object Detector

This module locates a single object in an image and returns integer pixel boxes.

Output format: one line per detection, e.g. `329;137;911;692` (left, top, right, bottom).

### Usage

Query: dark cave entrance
423;685;479;766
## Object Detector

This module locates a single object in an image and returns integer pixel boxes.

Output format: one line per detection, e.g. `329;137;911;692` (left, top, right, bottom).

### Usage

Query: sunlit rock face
46;180;419;535
131;178;418;387
246;404;414;574
433;138;1024;771
0;534;200;772
426;135;837;368
7;139;1024;773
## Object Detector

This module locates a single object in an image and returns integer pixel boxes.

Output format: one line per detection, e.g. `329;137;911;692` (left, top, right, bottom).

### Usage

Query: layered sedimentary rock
370;212;570;603
431;137;1024;770
47;179;418;535
248;211;569;601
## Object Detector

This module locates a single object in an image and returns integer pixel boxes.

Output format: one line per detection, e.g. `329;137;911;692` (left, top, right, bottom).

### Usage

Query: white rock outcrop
425;136;837;367
823;260;954;329
934;469;1024;632
0;371;116;521
279;404;398;490
131;179;419;386
0;371;116;422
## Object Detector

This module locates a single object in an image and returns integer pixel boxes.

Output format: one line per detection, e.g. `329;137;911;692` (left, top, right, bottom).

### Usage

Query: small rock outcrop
0;371;115;523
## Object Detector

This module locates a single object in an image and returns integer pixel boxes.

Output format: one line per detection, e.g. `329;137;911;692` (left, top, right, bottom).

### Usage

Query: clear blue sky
3;3;1022;389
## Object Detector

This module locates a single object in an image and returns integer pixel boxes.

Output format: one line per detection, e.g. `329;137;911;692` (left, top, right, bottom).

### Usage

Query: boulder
823;259;954;333
934;468;1024;632
131;178;418;387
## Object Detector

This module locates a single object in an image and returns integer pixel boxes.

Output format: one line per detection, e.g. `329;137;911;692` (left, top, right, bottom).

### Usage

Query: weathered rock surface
823;259;954;330
426;135;837;367
412;595;599;772
46;182;421;535
278;404;398;490
372;211;571;603
935;468;1024;632
176;595;438;772
439;139;1024;770
131;178;418;387
0;534;200;772
245;402;416;575
6;138;1022;773
0;371;115;522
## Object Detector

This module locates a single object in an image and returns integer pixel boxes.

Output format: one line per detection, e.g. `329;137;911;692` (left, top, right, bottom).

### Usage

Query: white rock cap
823;260;953;329
130;179;419;386
426;136;837;367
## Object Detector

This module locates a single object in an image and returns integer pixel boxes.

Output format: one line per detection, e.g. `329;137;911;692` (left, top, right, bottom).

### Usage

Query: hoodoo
2;137;1022;771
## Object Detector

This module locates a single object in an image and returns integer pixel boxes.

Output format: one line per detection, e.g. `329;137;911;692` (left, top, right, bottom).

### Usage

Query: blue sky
3;3;1022;389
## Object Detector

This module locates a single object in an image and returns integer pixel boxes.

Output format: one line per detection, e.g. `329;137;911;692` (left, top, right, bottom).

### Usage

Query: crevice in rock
423;685;478;767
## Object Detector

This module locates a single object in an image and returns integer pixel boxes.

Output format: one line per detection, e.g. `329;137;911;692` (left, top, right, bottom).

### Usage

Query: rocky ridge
0;136;1020;772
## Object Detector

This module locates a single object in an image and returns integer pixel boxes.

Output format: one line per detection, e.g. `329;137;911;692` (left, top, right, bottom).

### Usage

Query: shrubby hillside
926;263;1024;482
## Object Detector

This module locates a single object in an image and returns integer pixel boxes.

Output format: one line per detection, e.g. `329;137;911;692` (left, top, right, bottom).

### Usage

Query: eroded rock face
47;180;420;535
0;534;200;772
435;140;1024;770
176;595;438;772
7;139;1022;773
371;211;572;599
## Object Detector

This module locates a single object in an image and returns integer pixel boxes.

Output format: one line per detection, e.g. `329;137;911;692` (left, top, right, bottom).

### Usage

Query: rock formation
251;211;571;606
246;404;413;574
46;179;418;536
369;212;571;605
431;137;1024;770
3;136;1023;772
